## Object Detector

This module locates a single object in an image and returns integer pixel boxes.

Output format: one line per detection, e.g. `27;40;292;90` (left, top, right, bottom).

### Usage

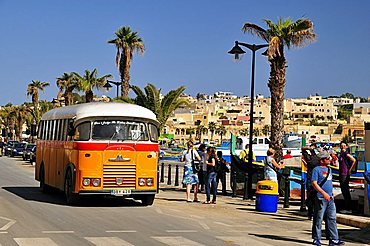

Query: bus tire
140;194;155;206
64;169;78;205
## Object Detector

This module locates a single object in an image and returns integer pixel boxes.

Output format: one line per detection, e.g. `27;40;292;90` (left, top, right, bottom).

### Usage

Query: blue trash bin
255;180;279;213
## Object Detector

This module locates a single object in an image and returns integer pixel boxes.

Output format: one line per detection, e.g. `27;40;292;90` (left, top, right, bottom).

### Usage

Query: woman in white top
181;140;201;202
264;148;283;182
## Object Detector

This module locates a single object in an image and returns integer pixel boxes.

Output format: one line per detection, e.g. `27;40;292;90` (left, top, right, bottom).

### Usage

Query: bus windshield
92;120;149;141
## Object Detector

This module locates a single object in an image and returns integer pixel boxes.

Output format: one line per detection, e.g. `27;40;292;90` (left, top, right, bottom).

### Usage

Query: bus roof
41;102;159;124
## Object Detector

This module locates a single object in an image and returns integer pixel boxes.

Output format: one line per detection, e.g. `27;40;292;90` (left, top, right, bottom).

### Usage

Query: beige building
165;93;358;144
285;96;337;122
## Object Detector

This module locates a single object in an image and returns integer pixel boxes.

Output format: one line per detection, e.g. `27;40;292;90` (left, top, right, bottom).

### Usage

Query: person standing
197;144;207;192
302;143;320;220
181;140;201;202
338;141;356;214
216;150;230;195
204;147;218;204
0;137;4;157
311;151;345;246
264;148;283;182
239;144;256;164
330;150;339;167
283;149;293;159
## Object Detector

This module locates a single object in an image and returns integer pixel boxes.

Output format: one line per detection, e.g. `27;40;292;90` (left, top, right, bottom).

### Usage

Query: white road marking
106;230;137;233
14;238;58;246
214;221;233;227
0;232;8;234
0;216;16;231
42;230;74;234
189;214;204;219
165;230;197;233
85;237;134;246
198;221;210;230
152;236;204;246
216;236;273;246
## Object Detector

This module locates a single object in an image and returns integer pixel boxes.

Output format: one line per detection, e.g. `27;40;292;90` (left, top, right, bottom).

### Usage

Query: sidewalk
158;185;370;244
158;184;370;229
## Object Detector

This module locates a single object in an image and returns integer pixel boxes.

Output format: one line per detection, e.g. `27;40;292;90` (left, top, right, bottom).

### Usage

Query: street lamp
103;80;121;98
228;41;268;199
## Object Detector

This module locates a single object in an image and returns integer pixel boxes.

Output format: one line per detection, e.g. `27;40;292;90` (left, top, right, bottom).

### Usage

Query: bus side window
148;124;158;142
74;122;91;141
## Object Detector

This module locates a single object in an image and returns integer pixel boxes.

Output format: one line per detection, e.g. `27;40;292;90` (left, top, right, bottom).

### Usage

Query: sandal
186;200;192;203
202;201;211;204
211;201;216;204
193;199;200;203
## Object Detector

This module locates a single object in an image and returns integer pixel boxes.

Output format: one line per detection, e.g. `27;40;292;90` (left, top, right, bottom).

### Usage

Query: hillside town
163;92;368;146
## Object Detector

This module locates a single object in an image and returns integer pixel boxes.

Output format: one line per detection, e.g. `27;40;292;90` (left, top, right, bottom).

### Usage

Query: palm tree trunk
65;91;72;106
268;56;287;161
120;51;131;98
86;90;94;103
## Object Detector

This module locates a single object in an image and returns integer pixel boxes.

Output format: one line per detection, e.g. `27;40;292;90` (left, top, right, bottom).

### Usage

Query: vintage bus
35;102;160;205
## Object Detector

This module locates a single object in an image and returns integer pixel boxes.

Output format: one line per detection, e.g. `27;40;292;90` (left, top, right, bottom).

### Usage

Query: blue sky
0;0;369;105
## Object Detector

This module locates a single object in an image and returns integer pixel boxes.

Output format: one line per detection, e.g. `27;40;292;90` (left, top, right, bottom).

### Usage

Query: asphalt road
0;156;366;246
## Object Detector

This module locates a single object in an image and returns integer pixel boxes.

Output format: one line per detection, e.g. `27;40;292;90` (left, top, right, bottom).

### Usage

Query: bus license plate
111;190;131;196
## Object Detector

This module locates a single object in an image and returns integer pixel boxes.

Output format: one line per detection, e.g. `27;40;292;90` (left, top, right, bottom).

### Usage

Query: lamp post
228;41;268;199
103;80;121;98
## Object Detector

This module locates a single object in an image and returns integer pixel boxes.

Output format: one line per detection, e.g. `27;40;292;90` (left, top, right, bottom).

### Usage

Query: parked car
29;146;36;164
22;143;36;161
4;141;19;156
10;142;27;157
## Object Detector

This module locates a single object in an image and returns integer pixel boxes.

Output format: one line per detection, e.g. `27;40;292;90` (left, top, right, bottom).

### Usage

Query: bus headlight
138;178;146;186
146;178;154;186
82;178;91;186
92;178;101;187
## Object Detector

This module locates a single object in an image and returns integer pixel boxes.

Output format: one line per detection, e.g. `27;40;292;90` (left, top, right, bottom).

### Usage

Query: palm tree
196;124;205;142
13;105;29;141
0;105;16;140
242;17;316;159
108;26;145;98
27;80;50;108
239;128;249;136
73;69;112;103
128;83;189;132
208;122;217;141
187;127;195;140
56;72;78;106
262;125;271;136
253;128;260;137
216;125;226;144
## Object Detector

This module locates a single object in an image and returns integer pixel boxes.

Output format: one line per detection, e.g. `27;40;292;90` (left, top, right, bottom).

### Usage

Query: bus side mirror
67;122;75;136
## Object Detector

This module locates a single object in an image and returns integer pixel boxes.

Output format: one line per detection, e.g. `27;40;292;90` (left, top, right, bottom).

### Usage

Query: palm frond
242;23;268;42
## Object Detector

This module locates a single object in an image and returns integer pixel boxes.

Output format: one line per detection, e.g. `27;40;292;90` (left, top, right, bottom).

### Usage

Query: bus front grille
103;164;136;189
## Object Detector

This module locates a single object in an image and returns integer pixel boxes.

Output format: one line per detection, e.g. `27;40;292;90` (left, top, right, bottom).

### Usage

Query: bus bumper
78;190;157;196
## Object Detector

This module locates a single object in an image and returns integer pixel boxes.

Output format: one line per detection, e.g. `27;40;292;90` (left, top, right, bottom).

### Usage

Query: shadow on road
2;186;145;207
249;233;312;245
156;197;186;202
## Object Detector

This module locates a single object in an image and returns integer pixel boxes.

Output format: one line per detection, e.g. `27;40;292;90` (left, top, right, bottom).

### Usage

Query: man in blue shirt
311;151;345;246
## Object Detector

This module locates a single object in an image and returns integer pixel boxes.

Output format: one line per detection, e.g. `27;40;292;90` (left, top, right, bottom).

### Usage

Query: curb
336;214;370;229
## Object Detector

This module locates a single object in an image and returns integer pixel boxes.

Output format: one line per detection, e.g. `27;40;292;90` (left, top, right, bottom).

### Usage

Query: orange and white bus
35;102;160;205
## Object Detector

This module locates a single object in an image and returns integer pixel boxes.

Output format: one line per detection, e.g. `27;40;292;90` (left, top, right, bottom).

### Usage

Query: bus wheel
64;169;78;205
140;195;155;206
40;165;51;193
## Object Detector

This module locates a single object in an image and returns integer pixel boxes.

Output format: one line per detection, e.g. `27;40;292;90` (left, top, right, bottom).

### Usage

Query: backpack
303;150;320;171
